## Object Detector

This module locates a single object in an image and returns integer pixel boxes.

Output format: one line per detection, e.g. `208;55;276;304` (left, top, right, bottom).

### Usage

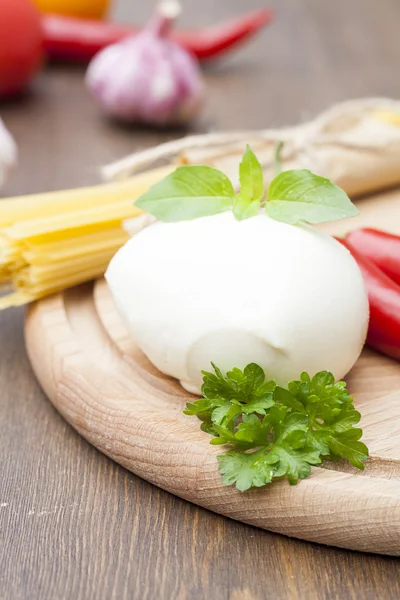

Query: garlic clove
0;119;17;190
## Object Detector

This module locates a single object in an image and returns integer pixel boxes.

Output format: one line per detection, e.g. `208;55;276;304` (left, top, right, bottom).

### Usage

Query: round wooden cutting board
25;272;400;556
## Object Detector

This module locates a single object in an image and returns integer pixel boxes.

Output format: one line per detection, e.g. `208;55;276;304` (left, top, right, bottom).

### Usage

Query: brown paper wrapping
104;97;400;198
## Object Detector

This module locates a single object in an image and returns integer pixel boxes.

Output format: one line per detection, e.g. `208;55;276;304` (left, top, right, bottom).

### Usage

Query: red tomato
0;0;44;98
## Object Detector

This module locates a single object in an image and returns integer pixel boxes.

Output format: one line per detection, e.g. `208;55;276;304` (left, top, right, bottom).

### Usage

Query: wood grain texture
23;263;400;555
3;0;400;598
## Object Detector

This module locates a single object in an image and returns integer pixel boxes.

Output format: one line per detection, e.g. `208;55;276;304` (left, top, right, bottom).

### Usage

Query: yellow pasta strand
0;166;171;227
0;292;36;310
23;228;128;264
0;165;171;309
4;200;141;240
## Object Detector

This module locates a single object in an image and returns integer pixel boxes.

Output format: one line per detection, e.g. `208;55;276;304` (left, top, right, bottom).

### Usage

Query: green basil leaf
239;145;265;203
233;194;261;220
135;165;235;222
233;145;265;221
266;169;359;225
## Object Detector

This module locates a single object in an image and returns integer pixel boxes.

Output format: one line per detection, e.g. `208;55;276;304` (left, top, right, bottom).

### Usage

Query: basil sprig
135;145;358;225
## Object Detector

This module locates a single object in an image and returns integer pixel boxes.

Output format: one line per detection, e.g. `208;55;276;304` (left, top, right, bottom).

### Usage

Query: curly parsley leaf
184;362;275;430
183;363;369;491
216;410;321;491
218;448;276;491
275;371;368;467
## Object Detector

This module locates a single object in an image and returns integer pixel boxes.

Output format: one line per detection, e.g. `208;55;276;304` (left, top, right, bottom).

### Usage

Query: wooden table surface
1;0;400;598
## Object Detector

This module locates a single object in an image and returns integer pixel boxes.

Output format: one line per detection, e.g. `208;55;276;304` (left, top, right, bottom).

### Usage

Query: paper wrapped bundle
104;97;400;198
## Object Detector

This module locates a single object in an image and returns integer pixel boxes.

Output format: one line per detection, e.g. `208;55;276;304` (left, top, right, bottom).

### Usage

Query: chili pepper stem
150;1;182;38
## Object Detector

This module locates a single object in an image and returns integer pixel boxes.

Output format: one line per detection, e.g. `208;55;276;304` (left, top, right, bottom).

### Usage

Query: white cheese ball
106;212;369;395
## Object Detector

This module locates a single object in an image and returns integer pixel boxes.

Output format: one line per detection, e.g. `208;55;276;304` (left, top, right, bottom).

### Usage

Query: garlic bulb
0;119;17;189
86;1;205;126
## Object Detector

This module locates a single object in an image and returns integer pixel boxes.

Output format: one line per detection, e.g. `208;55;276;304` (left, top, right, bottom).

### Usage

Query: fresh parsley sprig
184;364;368;492
135;145;358;225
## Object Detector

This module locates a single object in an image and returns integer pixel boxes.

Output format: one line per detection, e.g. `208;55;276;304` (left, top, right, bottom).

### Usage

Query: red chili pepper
42;9;274;63
338;237;400;360
345;228;400;287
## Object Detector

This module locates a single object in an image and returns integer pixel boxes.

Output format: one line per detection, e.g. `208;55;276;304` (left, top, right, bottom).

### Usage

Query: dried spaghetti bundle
0;167;171;308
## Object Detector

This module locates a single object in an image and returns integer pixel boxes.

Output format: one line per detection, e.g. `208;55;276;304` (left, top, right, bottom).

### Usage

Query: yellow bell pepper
34;0;110;19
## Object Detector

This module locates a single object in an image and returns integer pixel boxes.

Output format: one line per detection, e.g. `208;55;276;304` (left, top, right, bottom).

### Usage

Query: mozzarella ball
106;212;369;394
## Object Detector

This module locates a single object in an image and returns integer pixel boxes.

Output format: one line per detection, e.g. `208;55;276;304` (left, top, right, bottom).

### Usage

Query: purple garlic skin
86;15;205;126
